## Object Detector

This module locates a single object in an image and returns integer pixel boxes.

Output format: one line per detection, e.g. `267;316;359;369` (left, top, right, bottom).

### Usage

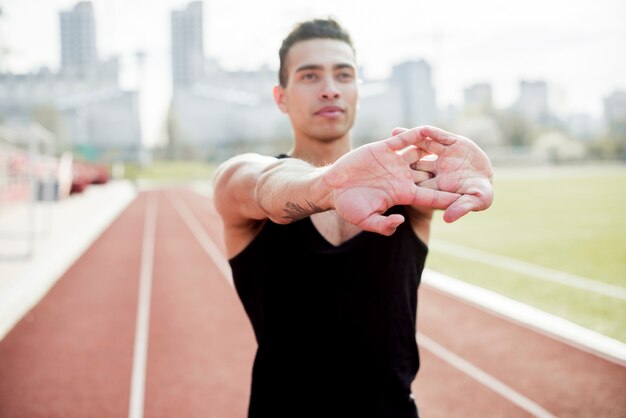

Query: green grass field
122;160;217;182
426;164;626;342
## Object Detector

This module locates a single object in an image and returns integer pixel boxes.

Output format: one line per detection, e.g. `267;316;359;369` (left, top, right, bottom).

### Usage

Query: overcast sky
1;0;625;144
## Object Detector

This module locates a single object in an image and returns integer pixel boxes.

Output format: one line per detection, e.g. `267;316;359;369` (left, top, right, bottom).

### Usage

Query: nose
319;76;340;101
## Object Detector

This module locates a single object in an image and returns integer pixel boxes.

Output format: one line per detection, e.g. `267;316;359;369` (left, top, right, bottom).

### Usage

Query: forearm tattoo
283;200;323;220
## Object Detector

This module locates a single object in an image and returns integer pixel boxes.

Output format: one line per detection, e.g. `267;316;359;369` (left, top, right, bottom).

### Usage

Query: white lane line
423;269;626;366
128;193;158;418
166;191;233;284
430;239;626;301
417;332;557;418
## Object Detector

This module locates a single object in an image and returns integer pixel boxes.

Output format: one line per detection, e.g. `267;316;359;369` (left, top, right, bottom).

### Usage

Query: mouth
314;106;345;118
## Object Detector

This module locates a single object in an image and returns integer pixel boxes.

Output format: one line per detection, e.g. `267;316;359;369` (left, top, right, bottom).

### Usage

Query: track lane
1;187;625;418
143;189;255;418
417;285;626;417
0;193;148;418
414;349;535;417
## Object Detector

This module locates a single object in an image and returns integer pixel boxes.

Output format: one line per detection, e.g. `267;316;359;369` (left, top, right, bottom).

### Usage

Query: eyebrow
294;63;356;73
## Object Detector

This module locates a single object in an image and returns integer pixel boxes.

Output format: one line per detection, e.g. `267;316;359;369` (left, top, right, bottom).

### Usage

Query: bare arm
213;153;330;229
213;129;462;238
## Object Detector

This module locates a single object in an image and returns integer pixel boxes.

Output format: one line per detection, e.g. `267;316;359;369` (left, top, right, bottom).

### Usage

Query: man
213;18;493;418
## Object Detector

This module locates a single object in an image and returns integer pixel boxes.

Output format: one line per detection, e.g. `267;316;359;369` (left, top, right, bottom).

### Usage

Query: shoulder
213;153;277;192
212;153;276;219
212;153;278;257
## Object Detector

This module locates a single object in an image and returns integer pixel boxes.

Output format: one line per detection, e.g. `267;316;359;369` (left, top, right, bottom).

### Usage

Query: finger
416;177;438;190
399;145;420;165
386;127;438;151
411;186;460;209
415;137;447;155
381;213;405;235
442;195;478;223
385;129;418;151
359;213;405;236
412;170;432;184
392;127;409;136
418;125;459;146
404;148;434;164
412;159;437;174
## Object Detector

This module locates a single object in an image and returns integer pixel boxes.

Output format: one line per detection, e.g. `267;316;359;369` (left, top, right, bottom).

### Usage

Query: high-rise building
59;1;98;78
464;83;493;114
0;1;139;160
171;1;205;89
391;60;437;127
604;90;626;123
603;90;626;141
516;80;549;122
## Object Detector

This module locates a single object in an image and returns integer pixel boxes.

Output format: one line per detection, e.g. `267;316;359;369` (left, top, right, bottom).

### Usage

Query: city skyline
1;0;625;147
0;0;626;149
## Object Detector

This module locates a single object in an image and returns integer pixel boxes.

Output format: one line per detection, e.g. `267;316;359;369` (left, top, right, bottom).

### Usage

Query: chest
310;211;362;247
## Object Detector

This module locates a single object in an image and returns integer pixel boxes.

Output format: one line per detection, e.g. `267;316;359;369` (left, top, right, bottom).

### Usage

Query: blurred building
166;2;438;157
0;71;140;149
457;83;504;148
58;1;119;85
464;83;493;115
604;90;626;125
352;60;439;145
167;2;289;157
390;60;437;127
565;113;600;141
168;55;441;156
604;90;626;122
602;90;626;160
352;80;402;144
515;80;549;123
60;1;98;79
0;1;141;161
171;1;205;89
169;65;290;158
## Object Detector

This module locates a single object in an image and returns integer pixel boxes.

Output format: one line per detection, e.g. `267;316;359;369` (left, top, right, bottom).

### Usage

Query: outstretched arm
392;126;494;223
213;153;326;228
213;129;462;237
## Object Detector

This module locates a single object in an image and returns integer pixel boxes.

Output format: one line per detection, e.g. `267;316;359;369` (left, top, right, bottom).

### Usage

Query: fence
0;124;56;260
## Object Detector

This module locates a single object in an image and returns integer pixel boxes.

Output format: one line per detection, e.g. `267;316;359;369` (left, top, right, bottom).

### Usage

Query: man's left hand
392;126;494;223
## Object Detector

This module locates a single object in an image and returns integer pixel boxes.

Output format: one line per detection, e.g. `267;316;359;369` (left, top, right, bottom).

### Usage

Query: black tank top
229;207;426;418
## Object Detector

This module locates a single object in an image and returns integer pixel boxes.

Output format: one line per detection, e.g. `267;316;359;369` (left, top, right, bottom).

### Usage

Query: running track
1;189;625;418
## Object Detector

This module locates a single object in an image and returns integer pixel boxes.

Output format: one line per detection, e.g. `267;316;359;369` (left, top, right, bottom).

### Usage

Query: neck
289;134;352;167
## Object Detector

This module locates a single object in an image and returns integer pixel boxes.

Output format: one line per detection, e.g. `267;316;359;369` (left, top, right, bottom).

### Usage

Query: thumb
442;195;476;223
360;213;405;236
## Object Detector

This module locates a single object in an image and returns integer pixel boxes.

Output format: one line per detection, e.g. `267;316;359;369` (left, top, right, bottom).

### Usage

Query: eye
301;72;318;81
337;71;354;81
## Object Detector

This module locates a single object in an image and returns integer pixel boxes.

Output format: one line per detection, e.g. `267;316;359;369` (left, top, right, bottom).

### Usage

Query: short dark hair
278;18;354;87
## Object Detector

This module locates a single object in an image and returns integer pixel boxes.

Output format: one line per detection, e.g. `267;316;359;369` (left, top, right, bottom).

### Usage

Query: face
273;39;359;144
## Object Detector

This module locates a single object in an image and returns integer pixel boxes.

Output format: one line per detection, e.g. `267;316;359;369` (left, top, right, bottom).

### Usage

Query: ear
273;85;288;113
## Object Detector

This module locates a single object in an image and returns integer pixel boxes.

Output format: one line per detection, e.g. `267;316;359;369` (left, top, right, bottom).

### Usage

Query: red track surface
1;189;625;417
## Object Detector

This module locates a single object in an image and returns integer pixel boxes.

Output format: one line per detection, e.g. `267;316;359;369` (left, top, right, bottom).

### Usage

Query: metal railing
0;124;56;260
